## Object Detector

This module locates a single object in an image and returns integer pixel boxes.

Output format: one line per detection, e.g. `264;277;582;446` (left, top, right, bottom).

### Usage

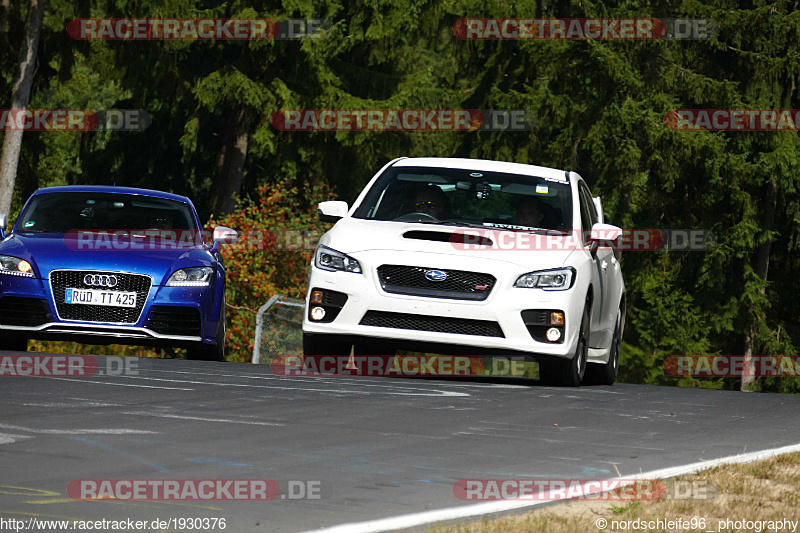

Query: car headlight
0;255;34;277
166;266;214;286
514;267;575;290
314;245;362;273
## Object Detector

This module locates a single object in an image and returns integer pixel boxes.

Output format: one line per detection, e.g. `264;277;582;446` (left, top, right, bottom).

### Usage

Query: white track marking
44;377;193;390
304;442;800;533
0;423;157;435
81;375;470;397
120;412;285;427
0;433;31;445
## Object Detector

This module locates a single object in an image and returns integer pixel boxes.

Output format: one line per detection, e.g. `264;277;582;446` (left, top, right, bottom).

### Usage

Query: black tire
353;341;396;357
585;308;623;385
187;304;225;362
539;299;590;387
0;336;28;352
303;333;352;357
302;333;352;375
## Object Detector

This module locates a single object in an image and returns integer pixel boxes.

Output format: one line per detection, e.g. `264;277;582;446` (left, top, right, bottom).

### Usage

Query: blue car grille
0;297;50;326
50;270;151;324
146;306;201;337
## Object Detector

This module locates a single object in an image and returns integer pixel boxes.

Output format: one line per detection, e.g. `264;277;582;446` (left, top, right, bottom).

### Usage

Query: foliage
2;0;798;390
209;178;334;362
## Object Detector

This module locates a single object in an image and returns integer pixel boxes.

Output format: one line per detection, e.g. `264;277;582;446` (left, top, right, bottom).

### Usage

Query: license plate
65;288;137;308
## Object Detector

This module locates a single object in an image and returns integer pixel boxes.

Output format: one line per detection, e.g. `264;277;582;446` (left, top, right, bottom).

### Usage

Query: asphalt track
2;355;800;532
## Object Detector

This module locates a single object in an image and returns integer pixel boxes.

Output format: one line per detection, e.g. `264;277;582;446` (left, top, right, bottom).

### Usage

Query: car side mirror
589;222;622;257
212;226;238;245
0;213;6;239
318;201;348;223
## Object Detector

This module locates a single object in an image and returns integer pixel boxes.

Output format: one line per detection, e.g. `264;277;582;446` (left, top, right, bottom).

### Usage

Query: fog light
551;312;564;325
311;290;323;303
310;306;326;321
546;327;562;342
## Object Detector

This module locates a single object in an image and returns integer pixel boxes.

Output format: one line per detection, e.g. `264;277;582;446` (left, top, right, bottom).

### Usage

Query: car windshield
16;192;197;233
351;166;572;231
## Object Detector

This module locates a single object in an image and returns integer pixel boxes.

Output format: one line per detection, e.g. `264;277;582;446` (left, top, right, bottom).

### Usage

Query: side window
578;186;592;234
579;182;598;227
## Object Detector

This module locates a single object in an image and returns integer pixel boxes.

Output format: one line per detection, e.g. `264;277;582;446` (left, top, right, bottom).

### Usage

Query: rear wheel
539;299;590;387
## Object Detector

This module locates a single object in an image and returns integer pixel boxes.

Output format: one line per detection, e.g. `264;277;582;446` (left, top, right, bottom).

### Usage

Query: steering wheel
395;212;439;221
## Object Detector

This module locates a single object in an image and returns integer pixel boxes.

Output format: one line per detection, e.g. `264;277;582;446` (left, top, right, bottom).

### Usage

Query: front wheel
187;304;225;362
539;299;590;387
586;307;623;385
303;333;352;357
0;335;28;352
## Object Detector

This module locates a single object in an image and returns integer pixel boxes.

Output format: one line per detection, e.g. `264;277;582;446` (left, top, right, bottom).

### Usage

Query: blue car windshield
351;166;572;231
16;192;197;233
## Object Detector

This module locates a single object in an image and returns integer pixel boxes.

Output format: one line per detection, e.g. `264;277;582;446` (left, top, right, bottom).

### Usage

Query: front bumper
302;251;586;360
0;273;221;346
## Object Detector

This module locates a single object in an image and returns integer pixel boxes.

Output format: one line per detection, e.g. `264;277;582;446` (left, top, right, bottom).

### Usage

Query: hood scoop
402;230;494;247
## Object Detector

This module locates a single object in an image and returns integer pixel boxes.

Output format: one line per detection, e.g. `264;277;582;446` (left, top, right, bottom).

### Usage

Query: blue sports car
0;185;236;360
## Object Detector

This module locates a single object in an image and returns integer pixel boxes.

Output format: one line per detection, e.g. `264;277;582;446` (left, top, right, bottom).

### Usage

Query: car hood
321;218;583;270
0;233;215;284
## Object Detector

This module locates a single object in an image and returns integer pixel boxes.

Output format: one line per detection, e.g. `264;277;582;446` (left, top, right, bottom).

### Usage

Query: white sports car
302;157;625;386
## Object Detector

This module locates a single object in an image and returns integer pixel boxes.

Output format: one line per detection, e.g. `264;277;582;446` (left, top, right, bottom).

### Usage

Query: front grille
0;297;50;326
50;270;151;324
146;306;202;336
360;310;504;337
377;265;496;300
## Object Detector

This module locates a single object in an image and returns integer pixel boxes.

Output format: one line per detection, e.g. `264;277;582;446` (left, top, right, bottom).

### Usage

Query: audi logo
83;274;118;287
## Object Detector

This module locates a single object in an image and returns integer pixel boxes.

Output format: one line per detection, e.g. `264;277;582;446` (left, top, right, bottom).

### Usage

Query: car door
577;181;614;348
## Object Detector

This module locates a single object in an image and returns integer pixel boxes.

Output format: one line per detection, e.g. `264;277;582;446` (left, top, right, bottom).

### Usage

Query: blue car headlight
0;255;34;277
166;266;213;287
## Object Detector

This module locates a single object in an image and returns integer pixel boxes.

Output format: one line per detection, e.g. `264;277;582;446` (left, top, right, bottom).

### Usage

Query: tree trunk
741;177;777;391
0;0;46;216
209;107;249;218
0;0;11;33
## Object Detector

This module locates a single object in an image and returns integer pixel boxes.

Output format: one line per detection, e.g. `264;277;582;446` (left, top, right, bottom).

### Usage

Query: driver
408;185;449;219
517;197;545;228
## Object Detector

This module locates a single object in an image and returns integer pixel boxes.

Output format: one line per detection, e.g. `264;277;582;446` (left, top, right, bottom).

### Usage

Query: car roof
391;157;571;182
30;185;193;204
